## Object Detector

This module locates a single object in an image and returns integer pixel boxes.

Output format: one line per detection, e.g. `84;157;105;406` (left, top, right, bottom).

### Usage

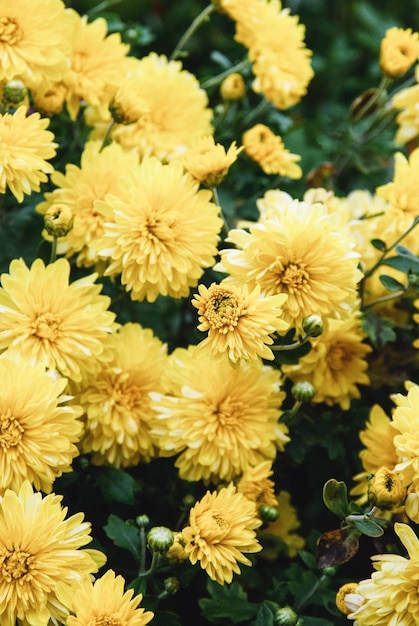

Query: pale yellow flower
380;27;419;78
181;136;243;187
392;383;419;484
242;124;302;178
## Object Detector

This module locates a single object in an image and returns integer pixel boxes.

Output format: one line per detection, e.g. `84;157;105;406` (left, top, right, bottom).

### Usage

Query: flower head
0;0;72;88
43;203;73;238
36;141;140;267
242;124;302;178
367;466;406;509
77;323;168;468
336;583;362;616
151;346;289;483
0;353;82;494
376;148;419;231
192;282;288;363
0;480;106;626
0;258;117;383
236;461;278;509
109;75;151;125
392;383;419;483
181;136;243;187
348;523;419;625
380;27;419;78
182;483;262;585
66;569;153;626
0;106;57;202
93;156;223;302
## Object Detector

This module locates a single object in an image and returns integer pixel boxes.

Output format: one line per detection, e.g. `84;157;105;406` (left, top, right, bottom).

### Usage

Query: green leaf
298;550;318;571
199;581;259;624
103;514;142;562
152;611;183;626
370;238;386;251
361;309;396;348
322;479;349;519
95;466;136;504
127;576;147;597
352;519;384;537
379;274;406;292
252;601;277;626
381;255;419;274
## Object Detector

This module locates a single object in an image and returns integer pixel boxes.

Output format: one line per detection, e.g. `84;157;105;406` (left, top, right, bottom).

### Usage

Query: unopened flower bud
336;582;363;615
109;77;151;125
275;606;299;625
165;531;188;563
135;514;150;528
2;80;28;108
368;466;406;509
302;315;323;337
291;381;316;403
147;526;174;554
32;83;66;117
259;504;279;523
164;577;180;595
183;494;196;509
220;73;246;101
44;204;73;238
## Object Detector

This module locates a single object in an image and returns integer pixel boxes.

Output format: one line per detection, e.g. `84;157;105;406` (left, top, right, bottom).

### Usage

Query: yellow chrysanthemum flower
87;53;213;161
0;106;57;202
348;523;419;625
220;72;246;101
191;282;288;363
182;483;262;585
0;480;106;626
63;10;130;120
351;404;399;504
0;258;117;383
36;141;140;267
412;299;419;348
0;0;72;88
151;346;289;483
236;461;278;508
93;156;223;303
392;383;419;484
77;323;167;468
64;569;154;626
181;136;243;187
283;316;371;410
242;124;302;178
0;353;82;494
380;27;419;78
258;490;305;559
393;69;419;144
216;199;362;328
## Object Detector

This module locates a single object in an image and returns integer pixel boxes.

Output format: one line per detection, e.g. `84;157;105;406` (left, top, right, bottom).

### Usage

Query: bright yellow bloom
77;323;167;468
236;461;278;508
181;136;243;187
93;156;223;302
380;27;419;78
216;199;362;328
0;353;82;494
192;282;288;363
376;148;419;231
0;258;117;383
0;106;57;202
182;483;262;585
393;69;419;144
348;523;419;625
0;480;106;626
151;346;289;483
242;124;302;177
87;53;213;161
367;466;406;509
109;75;151;125
258;490;305;559
65;569;154;626
63;10;130;120
351;404;399;503
283;316;371;410
0;0;72;88
36;141;139;267
392;383;419;484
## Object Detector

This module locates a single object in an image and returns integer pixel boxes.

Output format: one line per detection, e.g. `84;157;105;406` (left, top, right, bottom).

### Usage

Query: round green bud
302;314;323;337
135;514;150;528
182;494;196;509
291;381;316;403
2;79;27;106
259;504;279;523
164;577;180;595
275;606;300;626
147;526;174;554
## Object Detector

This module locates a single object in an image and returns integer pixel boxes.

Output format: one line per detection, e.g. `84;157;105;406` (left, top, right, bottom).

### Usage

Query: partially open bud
368;466;406;509
291;381;316;403
302;314;323;337
147;526;174;554
165;531;188;563
275;606;300;626
44;204;73;238
336;582;363;615
220;73;246;101
2;80;28;108
109;77;151;125
32;83;66;117
259;504;279;523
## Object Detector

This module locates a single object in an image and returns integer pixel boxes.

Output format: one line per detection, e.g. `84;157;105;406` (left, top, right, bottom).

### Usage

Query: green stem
271;333;309;352
99;119;116;152
49;236;58;264
170;4;216;61
201;58;251;90
211;186;231;234
295;573;328;612
345;506;378;524
351;75;392;123
362;290;405;310
139;527;147;575
138;552;160;578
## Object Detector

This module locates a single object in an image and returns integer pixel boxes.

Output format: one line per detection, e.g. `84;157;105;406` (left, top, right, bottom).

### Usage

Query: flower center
279;261;310;294
88;616;122;626
204;290;243;331
0;18;22;45
0;548;34;582
328;344;346;370
145;211;179;243
213;396;243;427
0;410;24;450
32;312;61;341
198;508;231;542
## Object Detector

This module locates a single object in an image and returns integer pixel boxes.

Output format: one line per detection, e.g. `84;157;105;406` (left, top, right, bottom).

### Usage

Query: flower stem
49;236;58;264
211;186;231;234
272;333;309;351
99;119;116;152
138;551;161;578
170;4;216;61
201;58;251;90
362;290;405;310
